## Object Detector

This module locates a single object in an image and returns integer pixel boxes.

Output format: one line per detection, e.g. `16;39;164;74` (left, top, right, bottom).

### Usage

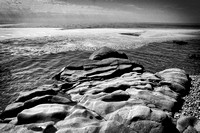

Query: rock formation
0;47;199;133
89;46;128;60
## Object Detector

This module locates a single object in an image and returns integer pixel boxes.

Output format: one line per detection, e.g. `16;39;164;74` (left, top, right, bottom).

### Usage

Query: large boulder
156;68;190;96
89;47;128;60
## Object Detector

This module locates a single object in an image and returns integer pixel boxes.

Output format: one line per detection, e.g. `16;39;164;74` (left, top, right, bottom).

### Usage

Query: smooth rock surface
17;104;69;124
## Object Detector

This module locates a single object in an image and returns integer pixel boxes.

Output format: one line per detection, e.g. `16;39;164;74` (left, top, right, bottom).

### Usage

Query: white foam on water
0;28;199;40
0;28;200;56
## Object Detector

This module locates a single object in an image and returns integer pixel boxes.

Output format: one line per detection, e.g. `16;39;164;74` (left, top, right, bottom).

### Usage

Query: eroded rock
17;104;69;124
15;84;59;102
0;49;197;133
59;58;143;82
156;68;191;96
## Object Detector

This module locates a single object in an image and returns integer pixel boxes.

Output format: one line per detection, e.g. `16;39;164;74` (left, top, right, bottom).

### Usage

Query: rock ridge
0;47;199;133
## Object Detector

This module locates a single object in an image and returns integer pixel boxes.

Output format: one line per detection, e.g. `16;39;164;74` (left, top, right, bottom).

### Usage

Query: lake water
0;28;200;111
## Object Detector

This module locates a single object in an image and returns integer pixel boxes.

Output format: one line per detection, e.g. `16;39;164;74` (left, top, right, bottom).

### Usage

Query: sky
0;0;200;24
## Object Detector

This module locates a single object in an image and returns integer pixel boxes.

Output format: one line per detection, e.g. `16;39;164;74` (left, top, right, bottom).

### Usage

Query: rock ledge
0;47;199;133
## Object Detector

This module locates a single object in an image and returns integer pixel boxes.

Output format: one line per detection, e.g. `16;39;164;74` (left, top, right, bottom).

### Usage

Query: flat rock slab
59;58;143;82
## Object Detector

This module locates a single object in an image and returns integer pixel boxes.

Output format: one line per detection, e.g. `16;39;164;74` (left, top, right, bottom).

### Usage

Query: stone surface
15;84;59;102
156;68;191;96
60;58;144;82
89;46;128;60
17;104;69;124
0;49;198;133
177;116;199;133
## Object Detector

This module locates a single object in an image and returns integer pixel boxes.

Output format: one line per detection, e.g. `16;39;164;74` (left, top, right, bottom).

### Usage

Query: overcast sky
0;0;200;24
71;0;200;23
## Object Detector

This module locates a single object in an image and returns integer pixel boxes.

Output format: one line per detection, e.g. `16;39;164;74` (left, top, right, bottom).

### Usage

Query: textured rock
17;104;69;124
194;120;200;132
0;88;71;119
177;116;199;133
183;126;198;133
0;50;197;133
15;84;59;102
156;68;191;96
0;102;24;119
60;58;143;82
89;47;128;60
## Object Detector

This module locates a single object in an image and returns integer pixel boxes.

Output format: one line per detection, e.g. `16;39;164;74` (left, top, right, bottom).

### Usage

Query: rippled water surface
0;28;200;111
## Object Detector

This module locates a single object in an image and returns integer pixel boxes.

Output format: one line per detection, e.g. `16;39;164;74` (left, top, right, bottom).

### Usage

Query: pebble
179;75;200;119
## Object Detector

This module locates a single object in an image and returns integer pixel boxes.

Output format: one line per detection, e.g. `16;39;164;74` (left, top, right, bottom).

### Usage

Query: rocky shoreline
0;47;199;133
181;75;200;119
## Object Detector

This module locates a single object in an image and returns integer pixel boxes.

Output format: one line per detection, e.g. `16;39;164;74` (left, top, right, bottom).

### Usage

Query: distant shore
1;22;200;29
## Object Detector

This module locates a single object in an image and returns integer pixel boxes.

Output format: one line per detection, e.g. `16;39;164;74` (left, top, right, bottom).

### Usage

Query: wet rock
89;47;128;60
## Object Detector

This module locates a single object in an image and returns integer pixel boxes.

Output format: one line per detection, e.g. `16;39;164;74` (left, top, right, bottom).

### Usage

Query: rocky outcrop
89;46;128;60
173;40;188;45
0;47;198;133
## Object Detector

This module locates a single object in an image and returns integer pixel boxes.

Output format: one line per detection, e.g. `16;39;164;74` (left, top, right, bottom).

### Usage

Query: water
0;28;200;111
